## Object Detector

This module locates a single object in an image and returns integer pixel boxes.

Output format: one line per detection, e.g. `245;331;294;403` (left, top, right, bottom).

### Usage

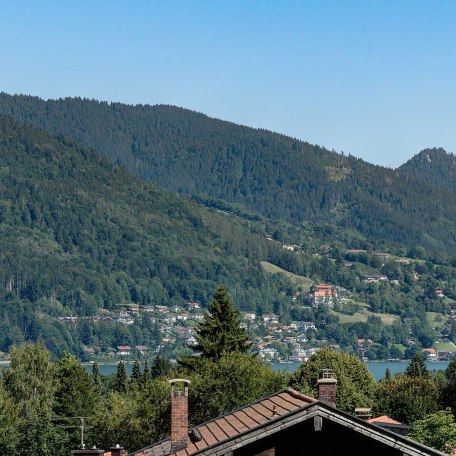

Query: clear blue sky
1;1;455;167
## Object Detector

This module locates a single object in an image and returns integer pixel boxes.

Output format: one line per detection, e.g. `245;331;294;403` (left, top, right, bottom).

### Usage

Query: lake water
272;360;449;381
0;360;449;381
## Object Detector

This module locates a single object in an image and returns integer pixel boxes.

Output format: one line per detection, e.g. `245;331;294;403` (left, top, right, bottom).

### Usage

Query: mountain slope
0;115;294;353
399;148;456;193
2;94;456;253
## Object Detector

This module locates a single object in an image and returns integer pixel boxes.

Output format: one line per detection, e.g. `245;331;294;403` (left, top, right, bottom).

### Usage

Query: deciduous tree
374;376;440;424
409;409;456;454
289;347;375;413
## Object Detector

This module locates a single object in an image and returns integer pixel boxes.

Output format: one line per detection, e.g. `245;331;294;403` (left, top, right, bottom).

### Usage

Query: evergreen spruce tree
92;362;101;387
445;356;456;381
150;354;173;379
384;368;392;381
114;361;128;393
192;285;252;361
143;360;152;384
405;353;429;378
131;360;142;388
442;356;456;414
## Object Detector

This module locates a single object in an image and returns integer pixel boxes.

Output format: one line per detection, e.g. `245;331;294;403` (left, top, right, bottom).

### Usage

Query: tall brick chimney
168;378;191;453
317;369;337;407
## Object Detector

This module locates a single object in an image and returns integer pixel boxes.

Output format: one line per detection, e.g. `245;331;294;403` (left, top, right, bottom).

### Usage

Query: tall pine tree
114;361;128;393
192;285;252;361
405;353;429;378
92;362;101;388
131;360;142;389
150;354;173;379
143;360;152;384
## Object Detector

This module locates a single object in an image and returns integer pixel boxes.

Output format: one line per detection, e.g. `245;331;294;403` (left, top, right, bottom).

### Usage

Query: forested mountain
399;148;456;193
0;115;295;354
2;93;456;253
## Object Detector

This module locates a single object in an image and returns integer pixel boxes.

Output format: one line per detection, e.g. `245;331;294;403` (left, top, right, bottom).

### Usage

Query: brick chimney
109;444;124;456
317;369;337;407
168;378;191;453
355;408;372;421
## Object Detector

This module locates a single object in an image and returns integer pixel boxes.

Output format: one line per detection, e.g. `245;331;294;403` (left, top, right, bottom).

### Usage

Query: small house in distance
116;346;132;356
310;284;338;306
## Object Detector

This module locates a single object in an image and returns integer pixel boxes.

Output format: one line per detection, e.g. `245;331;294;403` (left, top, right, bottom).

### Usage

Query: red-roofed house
116;346;132;356
311;285;338;306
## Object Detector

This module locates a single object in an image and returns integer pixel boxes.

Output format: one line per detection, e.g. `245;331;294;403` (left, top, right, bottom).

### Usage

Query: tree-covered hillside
0;115;294;354
2;93;456;253
399;147;456;193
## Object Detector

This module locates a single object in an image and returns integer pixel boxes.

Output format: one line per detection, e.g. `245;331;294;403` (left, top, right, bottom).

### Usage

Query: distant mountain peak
399;147;456;192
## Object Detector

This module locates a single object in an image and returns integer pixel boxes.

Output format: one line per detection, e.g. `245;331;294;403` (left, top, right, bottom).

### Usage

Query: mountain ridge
2;93;456;253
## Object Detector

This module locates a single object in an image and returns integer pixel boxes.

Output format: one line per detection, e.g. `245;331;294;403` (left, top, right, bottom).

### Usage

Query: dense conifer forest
2;93;456;253
0;115;295;355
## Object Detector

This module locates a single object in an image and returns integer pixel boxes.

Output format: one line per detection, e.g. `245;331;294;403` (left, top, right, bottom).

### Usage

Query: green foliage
0;114;295;357
288;347;376;413
409;409;456;454
114;361;128;393
405;353;429;378
3;342;55;418
150;354;173;379
187;352;287;424
18;415;67;456
53;353;97;448
446;357;456;381
374;376;440;424
399;148;456;194
442;357;456;415
0;384;20;455
53;353;97;417
131;360;142;388
192;285;251;361
143;360;152;384
92;379;171;452
384;368;392;381
92;362;101;387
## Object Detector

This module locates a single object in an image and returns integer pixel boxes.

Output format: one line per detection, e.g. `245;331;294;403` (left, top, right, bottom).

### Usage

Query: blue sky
1;1;455;167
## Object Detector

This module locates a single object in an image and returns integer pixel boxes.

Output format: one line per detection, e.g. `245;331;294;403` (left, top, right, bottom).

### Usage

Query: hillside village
50;265;456;365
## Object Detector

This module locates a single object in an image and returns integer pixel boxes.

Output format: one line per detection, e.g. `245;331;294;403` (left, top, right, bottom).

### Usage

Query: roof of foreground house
128;388;445;456
129;388;315;456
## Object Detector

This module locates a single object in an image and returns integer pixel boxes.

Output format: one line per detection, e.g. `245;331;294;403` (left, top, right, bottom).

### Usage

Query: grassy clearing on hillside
260;261;314;290
435;342;456;351
426;312;447;330
331;300;398;325
388;255;426;264
391;343;407;354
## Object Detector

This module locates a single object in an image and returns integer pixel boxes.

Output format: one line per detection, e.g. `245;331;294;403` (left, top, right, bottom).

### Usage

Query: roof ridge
285;387;317;403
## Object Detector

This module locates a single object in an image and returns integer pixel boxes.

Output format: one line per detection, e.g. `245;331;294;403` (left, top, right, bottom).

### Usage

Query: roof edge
286;387;317;403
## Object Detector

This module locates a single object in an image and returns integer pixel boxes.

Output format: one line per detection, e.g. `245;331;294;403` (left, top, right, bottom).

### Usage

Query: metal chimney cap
320;369;336;379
